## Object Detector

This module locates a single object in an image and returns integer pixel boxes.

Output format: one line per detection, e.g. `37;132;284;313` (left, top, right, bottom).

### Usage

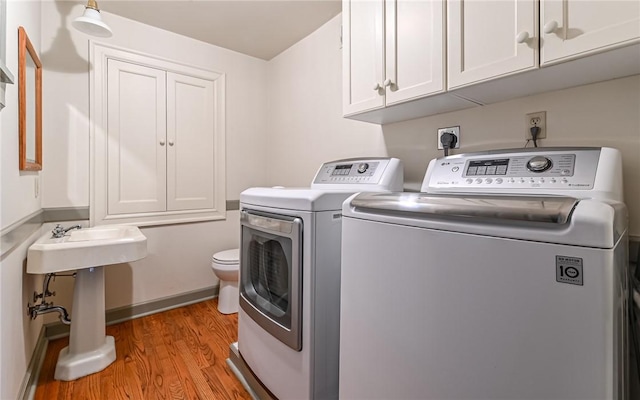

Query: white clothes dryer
340;147;629;400
233;158;403;399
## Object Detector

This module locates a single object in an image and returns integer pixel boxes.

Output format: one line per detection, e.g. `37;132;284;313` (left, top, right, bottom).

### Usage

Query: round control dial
526;156;552;173
357;163;369;174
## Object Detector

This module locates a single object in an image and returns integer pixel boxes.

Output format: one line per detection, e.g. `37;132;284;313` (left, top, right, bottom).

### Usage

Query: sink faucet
51;224;82;238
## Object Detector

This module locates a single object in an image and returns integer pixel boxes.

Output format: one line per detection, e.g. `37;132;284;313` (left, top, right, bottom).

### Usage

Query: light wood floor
35;299;252;400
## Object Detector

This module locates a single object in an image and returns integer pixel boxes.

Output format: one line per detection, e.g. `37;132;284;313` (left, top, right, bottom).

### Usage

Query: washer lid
344;193;627;248
350;192;579;224
212;248;239;264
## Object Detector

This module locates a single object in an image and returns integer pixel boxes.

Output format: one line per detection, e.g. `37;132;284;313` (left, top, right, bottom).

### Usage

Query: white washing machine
234;158;403;399
340;148;629;400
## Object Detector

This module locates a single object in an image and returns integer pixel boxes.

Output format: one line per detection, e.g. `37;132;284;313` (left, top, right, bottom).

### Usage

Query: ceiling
99;0;342;60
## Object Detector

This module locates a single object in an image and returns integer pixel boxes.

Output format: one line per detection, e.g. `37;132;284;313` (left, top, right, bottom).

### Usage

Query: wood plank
68;370;101;400
34;299;251;400
105;322;146;399
175;340;219;399
188;302;248;399
159;314;205;399
55;380;74;400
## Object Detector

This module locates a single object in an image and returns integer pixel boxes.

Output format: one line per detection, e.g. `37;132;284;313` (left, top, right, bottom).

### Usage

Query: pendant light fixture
72;0;113;38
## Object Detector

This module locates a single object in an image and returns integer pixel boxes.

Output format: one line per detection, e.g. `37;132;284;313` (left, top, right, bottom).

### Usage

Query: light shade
73;6;112;38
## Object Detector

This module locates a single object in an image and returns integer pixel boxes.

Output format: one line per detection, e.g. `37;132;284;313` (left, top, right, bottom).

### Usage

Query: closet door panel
106;59;167;215
166;72;215;211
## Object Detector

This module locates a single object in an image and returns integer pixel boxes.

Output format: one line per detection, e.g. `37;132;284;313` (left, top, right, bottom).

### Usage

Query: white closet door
107;59;167;215
342;0;385;115
166;72;215;211
541;0;640;65
385;0;445;105
448;0;537;89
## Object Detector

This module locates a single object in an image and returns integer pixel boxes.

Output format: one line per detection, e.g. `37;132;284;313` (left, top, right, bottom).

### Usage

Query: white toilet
211;248;240;314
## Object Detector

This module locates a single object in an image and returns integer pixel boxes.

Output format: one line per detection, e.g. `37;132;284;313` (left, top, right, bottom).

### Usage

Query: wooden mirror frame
18;26;42;171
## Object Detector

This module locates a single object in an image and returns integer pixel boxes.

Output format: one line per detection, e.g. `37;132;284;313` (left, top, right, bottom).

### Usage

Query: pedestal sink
27;225;147;381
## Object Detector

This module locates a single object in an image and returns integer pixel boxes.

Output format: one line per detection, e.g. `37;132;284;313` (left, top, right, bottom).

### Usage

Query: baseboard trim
19;325;48;400
45;285;219;339
226;200;240;211
108;285;219;325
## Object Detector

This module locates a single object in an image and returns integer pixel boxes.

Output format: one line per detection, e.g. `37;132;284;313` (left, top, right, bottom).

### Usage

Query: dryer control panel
422;147;623;201
311;158;404;191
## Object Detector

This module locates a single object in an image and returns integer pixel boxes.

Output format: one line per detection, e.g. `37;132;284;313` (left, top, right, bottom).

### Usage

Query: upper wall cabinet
541;0;640;65
91;44;226;226
448;0;537;89
344;0;639;124
448;0;640;89
342;0;447;116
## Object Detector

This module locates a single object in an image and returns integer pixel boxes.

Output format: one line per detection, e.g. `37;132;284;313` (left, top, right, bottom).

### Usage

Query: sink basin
27;225;147;274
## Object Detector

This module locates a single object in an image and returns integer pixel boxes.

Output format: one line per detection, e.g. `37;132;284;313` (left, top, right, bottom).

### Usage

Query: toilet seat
212;248;239;265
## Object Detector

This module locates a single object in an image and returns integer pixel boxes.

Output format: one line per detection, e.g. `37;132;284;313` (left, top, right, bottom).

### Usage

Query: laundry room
1;1;638;399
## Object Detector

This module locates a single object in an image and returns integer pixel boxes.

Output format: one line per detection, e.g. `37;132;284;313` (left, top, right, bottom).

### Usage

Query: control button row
330;177;370;182
464;178;569;184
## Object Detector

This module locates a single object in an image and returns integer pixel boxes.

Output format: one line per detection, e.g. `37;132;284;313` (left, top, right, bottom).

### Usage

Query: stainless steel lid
350;192;579;224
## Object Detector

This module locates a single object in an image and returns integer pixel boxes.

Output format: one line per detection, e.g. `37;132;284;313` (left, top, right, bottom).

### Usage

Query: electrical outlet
437;126;461;150
525;111;547;140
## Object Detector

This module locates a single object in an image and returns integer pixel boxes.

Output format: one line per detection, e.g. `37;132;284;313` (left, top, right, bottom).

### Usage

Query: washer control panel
424;148;601;192
463;153;576;178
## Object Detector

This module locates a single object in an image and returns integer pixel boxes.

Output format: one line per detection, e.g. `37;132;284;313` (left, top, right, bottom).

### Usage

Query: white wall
265;15;387;186
0;2;41;228
38;4;268;311
266;15;640;239
0;2;44;398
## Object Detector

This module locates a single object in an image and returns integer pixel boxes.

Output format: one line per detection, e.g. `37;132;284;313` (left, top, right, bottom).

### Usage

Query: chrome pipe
28;303;71;325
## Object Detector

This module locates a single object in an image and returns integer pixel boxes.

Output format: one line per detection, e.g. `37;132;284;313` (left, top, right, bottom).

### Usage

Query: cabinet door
107;59;167;215
448;0;537;89
385;0;445;105
166;72;216;211
541;0;640;65
342;0;385;115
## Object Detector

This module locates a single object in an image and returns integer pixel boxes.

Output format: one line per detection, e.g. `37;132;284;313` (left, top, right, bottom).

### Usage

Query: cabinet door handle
168;140;175;146
383;78;392;87
543;20;558;34
159;139;166;146
373;82;381;91
516;31;530;44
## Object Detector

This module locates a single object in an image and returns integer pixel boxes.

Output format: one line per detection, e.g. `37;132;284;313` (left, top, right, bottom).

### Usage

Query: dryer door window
240;210;303;351
247;237;290;319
